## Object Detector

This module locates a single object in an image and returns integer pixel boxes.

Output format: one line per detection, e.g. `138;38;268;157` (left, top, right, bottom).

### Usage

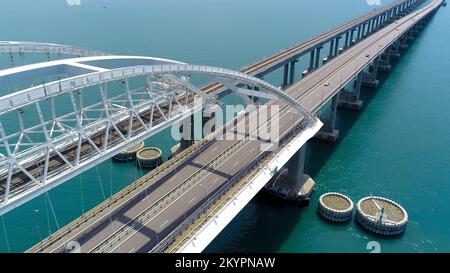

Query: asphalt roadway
28;0;442;253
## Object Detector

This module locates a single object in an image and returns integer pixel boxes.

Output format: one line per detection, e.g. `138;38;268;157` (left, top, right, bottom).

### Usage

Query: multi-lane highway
28;0;443;253
0;0;418;204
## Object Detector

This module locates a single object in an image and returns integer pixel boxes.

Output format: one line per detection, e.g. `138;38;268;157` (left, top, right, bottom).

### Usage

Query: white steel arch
0;41;107;57
0;59;315;216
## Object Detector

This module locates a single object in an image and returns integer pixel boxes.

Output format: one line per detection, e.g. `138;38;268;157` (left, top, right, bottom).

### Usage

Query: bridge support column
328;39;335;59
314;95;339;143
406;30;415;42
202;103;221;137
390;41;401;59
338;72;363;111
180;115;195;151
334;37;341;56
369;18;375;32
357;25;362;41
286;144;315;202
362;56;380;88
361;23;367;38
344;32;350;49
399;35;408;50
282;63;289;88
308;50;315;72
305;46;322;78
289;60;297;85
350;29;355;45
314;46;322;68
265;144;315;204
379;47;392;72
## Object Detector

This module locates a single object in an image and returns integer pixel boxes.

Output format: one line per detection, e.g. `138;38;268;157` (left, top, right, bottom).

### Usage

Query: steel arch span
0;41;107;57
0;53;315;216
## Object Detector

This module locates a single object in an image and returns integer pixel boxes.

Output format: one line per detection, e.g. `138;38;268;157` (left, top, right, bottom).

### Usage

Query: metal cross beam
0;61;314;216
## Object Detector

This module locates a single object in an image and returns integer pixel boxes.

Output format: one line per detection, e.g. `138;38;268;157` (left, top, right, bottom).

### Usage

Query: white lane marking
232;161;239;167
84;12;422;250
168;176;176;183
212;146;218;152
159;220;168;229
212;178;220;184
188;196;197;204
128;248;135;253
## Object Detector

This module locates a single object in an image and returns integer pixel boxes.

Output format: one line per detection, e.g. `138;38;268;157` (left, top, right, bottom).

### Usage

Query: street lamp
32;209;42;241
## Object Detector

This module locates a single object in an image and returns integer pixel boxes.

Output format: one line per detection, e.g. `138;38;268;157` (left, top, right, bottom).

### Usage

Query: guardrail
152;119;307;253
27;136;214;253
27;105;252;252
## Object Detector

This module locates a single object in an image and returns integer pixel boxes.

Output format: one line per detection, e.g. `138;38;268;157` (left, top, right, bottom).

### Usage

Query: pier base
314;95;340;143
361;78;379;88
314;128;340;143
361;56;380;88
179;114;196;151
338;73;363;111
378;64;392;72
390;52;401;59
263;169;315;206
337;98;363;111
302;70;308;78
264;144;315;205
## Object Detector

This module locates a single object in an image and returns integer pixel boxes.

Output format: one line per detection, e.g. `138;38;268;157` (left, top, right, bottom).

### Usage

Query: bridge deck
28;0;442;253
0;0;415;206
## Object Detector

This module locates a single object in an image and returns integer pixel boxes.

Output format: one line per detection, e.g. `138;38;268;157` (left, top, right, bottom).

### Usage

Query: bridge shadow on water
204;53;409;253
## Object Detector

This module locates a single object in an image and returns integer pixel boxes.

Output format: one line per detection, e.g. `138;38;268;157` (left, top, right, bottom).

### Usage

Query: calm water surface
0;0;448;253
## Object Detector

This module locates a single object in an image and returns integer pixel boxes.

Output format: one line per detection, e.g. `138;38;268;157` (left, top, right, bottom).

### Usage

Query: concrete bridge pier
344;32;350;49
338;72;363;110
315;46;323;68
390;41;401;59
361;23;367;38
362;55;380;88
328;39;335;60
180;114;195;151
371;17;377;32
282;60;297;88
308;49;315;73
202;103;221;135
314;95;339;142
304;46;323;78
379;47;392;72
179;103;221;152
264;144;315;203
350;28;356;46
399;35;408;50
411;25;421;35
289;60;297;85
406;30;415;42
357;25;363;41
333;37;341;56
282;63;289;88
285;144;315;202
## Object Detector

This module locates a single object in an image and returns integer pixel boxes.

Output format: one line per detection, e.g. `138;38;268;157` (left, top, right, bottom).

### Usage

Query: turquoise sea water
0;0;449;252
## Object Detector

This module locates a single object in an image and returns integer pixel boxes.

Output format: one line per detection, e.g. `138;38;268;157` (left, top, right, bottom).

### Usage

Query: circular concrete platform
112;141;145;162
318;192;354;222
356;196;408;236
137;147;163;168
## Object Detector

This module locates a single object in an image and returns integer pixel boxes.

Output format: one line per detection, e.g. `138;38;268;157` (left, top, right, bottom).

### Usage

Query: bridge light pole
199;182;209;219
32;209;42;241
